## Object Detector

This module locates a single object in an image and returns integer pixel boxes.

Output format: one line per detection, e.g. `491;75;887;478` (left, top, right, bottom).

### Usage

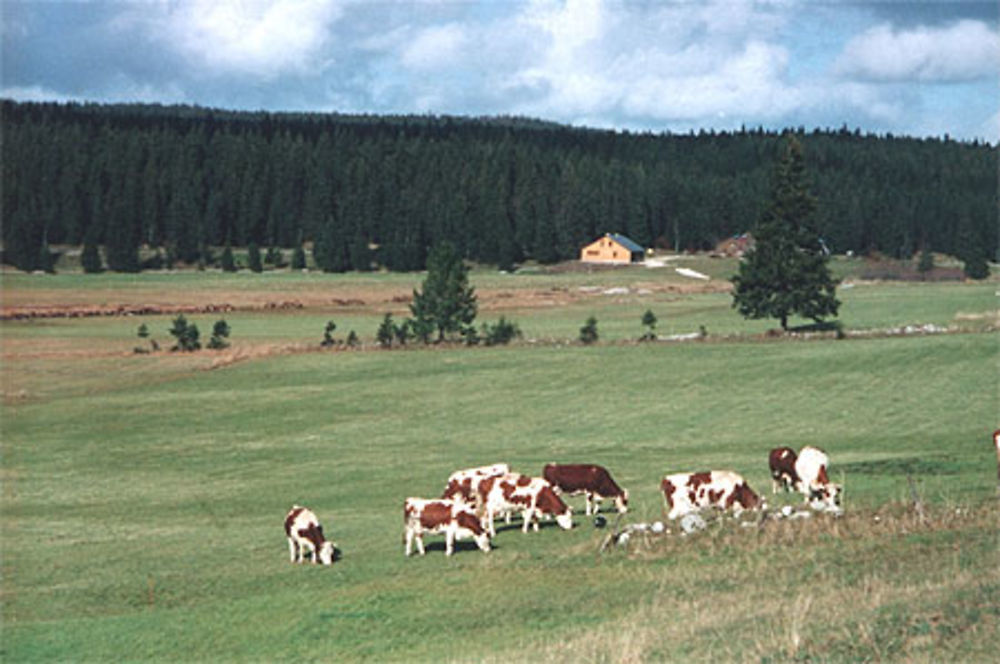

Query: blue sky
3;1;997;142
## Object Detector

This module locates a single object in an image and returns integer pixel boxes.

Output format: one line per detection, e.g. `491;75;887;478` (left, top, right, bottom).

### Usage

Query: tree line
2;99;996;273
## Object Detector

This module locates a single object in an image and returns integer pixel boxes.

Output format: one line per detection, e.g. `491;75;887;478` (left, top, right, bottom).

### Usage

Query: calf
795;446;842;513
441;463;510;506
478;473;574;536
284;505;335;565
403;498;491;557
660;471;765;520
542;463;629;515
768;447;800;494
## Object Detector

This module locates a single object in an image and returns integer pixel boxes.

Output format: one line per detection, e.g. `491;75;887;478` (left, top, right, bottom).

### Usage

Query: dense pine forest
2;99;996;273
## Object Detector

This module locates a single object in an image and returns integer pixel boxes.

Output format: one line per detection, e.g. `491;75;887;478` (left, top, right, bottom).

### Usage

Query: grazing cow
768;447;800;494
441;463;510;506
284;505;335;565
403;498;491;556
542;463;629;515
660;471;765;520
478;473;574;535
795;446;842;512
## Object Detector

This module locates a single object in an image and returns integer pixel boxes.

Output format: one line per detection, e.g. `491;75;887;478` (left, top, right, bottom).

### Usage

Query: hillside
2;99;996;273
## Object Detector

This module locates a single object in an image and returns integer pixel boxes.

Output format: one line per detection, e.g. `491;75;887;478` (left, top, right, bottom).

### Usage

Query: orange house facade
579;233;646;264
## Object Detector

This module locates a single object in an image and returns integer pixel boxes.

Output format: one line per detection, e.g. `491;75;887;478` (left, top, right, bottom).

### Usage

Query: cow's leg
405;528;414;557
445;529;455;556
485;509;497;537
287;537;297;563
415;533;426;556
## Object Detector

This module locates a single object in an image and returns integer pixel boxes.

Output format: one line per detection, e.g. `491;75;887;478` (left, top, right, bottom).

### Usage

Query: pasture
2;261;998;662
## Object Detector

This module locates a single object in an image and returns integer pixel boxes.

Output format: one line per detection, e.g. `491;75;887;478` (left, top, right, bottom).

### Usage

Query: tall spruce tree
731;136;839;331
410;241;477;343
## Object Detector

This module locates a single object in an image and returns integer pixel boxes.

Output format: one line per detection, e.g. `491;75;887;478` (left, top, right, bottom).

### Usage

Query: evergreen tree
81;233;103;273
731;136;840;330
220;241;236;272
376;313;395;348
247;242;263;272
291;244;307;270
410;242;477;343
916;246;934;279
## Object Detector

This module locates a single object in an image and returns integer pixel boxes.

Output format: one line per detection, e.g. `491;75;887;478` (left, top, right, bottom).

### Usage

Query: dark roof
606;233;645;253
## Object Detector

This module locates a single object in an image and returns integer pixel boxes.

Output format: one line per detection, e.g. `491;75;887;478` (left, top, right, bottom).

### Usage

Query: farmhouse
580;233;646;264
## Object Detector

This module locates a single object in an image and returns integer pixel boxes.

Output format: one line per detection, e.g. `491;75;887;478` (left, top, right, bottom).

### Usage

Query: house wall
580;238;633;264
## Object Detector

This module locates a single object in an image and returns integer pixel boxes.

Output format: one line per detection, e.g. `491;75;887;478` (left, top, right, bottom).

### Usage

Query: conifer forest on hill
2;99;996;273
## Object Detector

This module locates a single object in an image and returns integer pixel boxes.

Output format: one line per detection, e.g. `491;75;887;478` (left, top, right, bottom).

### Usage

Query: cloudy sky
3;0;998;141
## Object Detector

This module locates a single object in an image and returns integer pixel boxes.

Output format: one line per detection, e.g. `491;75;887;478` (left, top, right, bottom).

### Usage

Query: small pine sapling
579;316;599;345
207;319;231;349
376;314;394;348
639;309;657;341
321;321;337;347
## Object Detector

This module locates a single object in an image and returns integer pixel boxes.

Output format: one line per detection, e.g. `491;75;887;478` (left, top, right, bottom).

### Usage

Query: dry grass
496;501;1000;663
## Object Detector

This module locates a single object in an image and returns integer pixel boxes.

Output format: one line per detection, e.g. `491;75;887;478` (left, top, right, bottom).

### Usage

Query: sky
2;0;998;142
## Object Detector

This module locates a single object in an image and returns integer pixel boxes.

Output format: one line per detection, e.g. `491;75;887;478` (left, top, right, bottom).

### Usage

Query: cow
768;447;800;494
542;463;629;515
403;498;491;557
795;446;842;513
660;471;765;520
478;473;574;536
441;463;510;506
284;505;335;565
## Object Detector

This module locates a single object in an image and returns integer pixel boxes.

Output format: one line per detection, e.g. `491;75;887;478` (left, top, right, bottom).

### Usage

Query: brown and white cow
795;446;842;513
478;473;574;535
403;498;491;557
768;447;800;494
441;463;510;506
542;463;629;515
284;505;335;565
660;471;765;520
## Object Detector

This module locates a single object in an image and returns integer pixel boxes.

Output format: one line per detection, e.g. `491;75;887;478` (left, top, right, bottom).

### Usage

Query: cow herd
284;446;842;564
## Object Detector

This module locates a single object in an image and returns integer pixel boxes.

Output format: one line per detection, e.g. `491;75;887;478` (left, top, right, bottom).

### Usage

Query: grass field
2;263;998;662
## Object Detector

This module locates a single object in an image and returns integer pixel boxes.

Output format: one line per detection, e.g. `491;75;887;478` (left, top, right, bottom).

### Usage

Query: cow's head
555;508;574;530
317;540;335;565
474;531;492;553
809;483;842;513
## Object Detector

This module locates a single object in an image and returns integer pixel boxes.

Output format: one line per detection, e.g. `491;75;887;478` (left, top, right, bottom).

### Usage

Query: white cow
795;446;842;513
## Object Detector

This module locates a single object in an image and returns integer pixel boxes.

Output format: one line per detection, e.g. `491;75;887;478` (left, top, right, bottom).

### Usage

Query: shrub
321;321;337;347
482;317;522;346
376;314;394;348
169;315;201;351
394;318;413;346
579;316;599;345
346;330;359;347
207;319;231;350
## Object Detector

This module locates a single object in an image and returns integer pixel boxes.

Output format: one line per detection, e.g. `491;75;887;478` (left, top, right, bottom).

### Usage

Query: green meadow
2;266;998;662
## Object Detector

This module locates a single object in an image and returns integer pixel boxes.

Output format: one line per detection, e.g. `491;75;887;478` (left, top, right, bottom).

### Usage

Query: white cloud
401;23;469;71
145;0;345;78
834;20;1000;82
